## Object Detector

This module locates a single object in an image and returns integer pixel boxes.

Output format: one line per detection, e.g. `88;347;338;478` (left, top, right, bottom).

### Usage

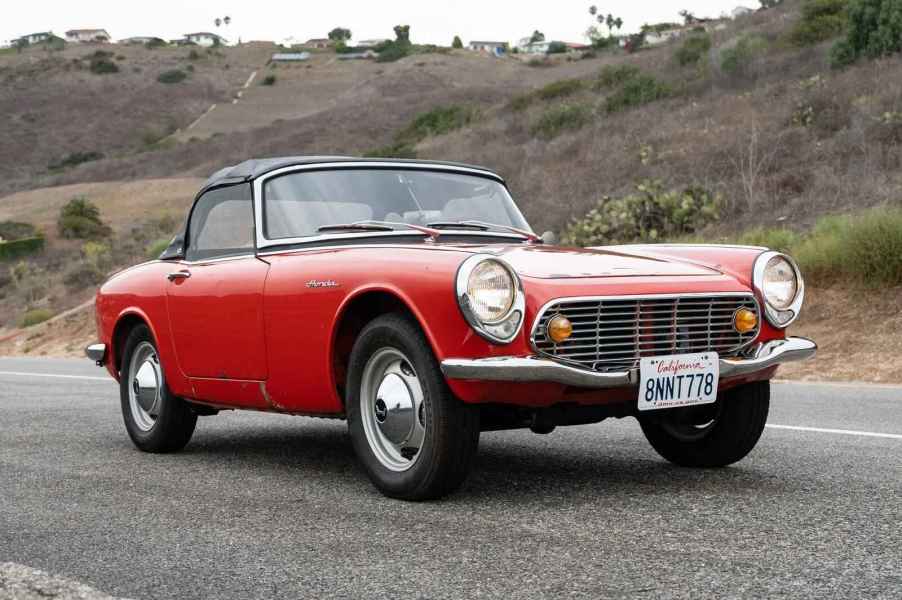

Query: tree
328;27;352;42
223;15;231;25
394;25;411;44
452;35;463;48
214;17;222;28
831;0;902;66
57;197;111;240
679;9;697;25
530;30;545;43
14;38;28;53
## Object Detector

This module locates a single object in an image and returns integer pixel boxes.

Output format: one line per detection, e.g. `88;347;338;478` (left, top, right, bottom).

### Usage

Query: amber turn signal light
546;314;573;343
733;308;758;334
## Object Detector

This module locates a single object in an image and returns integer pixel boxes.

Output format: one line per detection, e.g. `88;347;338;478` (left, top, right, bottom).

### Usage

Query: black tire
639;381;770;467
119;324;197;453
346;313;480;501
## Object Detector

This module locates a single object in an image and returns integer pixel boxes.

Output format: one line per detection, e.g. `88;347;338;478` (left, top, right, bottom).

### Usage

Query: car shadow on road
170;419;792;503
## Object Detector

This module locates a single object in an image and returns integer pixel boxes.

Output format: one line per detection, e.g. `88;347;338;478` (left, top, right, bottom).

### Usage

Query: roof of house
469;41;507;45
200;156;502;194
185;32;224;38
19;32;52;39
66;29;109;35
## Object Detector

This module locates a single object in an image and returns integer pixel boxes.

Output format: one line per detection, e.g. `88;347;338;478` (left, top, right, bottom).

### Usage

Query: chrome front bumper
441;337;816;389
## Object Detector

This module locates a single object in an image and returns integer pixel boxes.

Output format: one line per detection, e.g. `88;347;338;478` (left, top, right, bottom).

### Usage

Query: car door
166;183;270;382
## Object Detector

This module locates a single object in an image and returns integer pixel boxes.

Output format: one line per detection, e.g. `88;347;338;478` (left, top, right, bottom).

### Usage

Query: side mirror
540;231;558;245
159;234;186;260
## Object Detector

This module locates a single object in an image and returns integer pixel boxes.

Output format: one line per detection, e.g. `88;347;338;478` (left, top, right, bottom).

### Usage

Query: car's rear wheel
120;324;197;453
346;313;480;500
638;381;769;467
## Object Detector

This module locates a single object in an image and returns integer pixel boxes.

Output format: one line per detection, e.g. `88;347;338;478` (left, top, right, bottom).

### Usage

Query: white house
357;38;390;48
305;38;333;49
183;32;227;47
65;29;111;43
643;26;686;47
518;40;552;54
732;6;755;18
468;41;507;54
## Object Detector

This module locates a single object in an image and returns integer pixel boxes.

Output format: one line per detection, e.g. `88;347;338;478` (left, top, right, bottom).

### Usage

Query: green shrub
674;34;712;66
789;0;848;46
735;226;801;253
508;93;535;111
157;69;187;84
21;308;53;328
48;151;104;171
376;41;411;63
57;197;111;240
562;181;721;246
546;41;568;54
144;38;166;49
536;78;584;100
0;237;44;261
605;74;673;113
530;104;593;139
396;105;477;144
188;49;200;60
720;35;769;75
0;222;37;241
261;74;276;86
793;207;902;286
595;64;641;89
363;143;417;159
831;0;902;66
146;238;171;259
90;58;119;74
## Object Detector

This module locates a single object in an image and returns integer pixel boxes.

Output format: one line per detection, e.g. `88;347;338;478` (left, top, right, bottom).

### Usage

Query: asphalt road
1;357;900;599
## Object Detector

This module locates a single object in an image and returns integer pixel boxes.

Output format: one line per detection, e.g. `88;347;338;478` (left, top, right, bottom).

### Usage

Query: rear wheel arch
111;312;154;373
331;289;438;406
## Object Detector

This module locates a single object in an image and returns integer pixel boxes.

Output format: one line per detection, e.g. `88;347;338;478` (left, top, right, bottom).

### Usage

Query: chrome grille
531;294;759;373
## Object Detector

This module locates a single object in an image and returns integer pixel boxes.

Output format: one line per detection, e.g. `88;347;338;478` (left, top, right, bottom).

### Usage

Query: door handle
167;270;191;281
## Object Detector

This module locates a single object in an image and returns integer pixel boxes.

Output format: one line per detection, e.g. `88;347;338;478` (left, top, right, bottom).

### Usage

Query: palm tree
215;17;222;28
224;16;231;26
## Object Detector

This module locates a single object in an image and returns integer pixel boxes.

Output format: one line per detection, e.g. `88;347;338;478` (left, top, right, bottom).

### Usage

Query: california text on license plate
638;352;720;412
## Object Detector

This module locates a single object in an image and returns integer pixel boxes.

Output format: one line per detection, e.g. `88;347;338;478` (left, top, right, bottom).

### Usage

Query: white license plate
638;352;719;412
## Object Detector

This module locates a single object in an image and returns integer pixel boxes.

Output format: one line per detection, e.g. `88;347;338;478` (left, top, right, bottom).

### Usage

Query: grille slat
532;294;758;373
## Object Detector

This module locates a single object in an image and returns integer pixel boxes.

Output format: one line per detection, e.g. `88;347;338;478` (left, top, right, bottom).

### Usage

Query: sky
5;1;755;45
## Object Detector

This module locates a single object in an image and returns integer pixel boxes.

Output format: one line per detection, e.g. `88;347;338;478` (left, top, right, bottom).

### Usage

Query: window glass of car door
186;184;255;261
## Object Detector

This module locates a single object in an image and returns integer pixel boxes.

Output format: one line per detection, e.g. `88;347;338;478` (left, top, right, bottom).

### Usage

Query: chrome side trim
528;292;761;364
85;343;107;366
441;337;816;389
752;251;805;329
252;161;510;252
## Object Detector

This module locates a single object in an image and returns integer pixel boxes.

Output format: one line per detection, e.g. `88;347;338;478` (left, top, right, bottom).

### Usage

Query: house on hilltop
732;6;755;18
119;36;161;45
181;32;227;47
13;32;53;45
65;29;111;43
305;38;333;49
468;41;507;55
357;38;390;48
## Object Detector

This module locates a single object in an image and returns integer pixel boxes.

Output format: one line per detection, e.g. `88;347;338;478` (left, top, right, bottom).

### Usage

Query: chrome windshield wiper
318;221;441;241
317;223;395;233
427;220;540;242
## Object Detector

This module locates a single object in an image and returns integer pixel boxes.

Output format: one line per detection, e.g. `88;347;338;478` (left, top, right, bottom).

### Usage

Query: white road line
0;371;111;382
766;424;902;440
243;70;257;88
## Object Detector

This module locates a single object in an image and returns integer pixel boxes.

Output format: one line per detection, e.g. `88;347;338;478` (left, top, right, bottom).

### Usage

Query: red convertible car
87;157;816;500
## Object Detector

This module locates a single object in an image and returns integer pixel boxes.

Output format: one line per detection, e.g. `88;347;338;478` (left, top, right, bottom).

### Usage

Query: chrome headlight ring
455;254;525;344
752;251;805;328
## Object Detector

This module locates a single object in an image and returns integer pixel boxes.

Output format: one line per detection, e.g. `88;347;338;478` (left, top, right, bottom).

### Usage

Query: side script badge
306;279;340;289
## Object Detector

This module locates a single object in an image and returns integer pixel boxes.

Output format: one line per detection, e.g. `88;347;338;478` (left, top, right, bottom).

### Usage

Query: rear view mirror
159;234;186;260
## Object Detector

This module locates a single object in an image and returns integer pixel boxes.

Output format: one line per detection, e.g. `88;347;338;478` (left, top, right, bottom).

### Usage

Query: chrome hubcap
128;342;163;432
360;348;426;472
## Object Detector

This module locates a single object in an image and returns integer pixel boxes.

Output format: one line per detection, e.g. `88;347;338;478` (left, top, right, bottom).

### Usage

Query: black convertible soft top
199;155;504;196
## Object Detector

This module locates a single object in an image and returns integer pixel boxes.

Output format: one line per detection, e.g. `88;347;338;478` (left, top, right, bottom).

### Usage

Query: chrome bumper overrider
85;343;107;366
441;337;817;389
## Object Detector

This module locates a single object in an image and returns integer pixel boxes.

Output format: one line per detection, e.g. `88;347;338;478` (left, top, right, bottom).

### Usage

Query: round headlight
467;260;515;323
762;256;798;310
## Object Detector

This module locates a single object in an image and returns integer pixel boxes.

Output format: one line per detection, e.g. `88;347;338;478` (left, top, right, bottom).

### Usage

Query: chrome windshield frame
252;161;530;251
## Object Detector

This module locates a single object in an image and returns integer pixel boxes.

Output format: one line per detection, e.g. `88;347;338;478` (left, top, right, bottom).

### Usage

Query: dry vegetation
1;0;901;382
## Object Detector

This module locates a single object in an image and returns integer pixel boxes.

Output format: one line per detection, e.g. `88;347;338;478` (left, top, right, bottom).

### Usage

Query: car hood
477;245;721;279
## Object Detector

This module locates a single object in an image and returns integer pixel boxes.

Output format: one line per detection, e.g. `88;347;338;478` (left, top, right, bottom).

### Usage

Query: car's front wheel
120;324;197;453
346;314;480;501
638;381;769;467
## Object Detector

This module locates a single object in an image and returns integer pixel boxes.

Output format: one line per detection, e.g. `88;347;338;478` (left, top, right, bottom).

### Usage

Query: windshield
262;168;531;240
